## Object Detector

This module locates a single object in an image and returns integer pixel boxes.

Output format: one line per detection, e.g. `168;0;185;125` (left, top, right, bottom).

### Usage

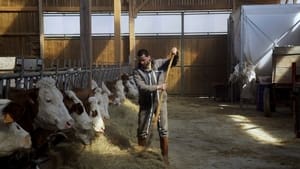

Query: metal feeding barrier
0;57;132;98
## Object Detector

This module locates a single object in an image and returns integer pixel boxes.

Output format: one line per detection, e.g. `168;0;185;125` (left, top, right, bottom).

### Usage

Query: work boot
138;137;147;147
160;137;169;165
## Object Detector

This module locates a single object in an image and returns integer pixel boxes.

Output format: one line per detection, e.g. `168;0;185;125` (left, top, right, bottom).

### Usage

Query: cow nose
22;135;32;149
91;110;98;117
98;126;105;133
66;119;75;128
97;128;105;133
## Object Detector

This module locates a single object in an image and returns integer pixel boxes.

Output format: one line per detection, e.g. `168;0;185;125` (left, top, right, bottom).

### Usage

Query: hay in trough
41;99;165;169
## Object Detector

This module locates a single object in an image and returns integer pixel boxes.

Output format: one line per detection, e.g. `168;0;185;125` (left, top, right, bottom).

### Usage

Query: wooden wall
0;0;283;96
0;0;283;60
0;0;40;57
42;0;231;12
44;35;228;96
182;36;228;95
44;37;129;68
41;0;282;12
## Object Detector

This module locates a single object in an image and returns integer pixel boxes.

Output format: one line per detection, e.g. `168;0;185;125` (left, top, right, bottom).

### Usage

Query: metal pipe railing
0;63;132;98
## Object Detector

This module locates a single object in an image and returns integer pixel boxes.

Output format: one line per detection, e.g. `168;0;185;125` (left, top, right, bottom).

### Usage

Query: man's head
137;49;152;70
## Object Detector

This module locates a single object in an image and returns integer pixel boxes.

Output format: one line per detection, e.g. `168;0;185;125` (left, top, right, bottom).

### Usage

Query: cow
103;79;126;105
7;77;74;131
62;90;94;144
63;90;92;131
0;99;32;157
0;99;36;169
72;87;105;133
5;77;75;158
92;80;111;119
120;73;139;100
87;95;106;132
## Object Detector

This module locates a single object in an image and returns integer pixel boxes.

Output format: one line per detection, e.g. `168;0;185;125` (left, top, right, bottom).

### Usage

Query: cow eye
98;101;101;105
16;125;20;130
46;98;52;103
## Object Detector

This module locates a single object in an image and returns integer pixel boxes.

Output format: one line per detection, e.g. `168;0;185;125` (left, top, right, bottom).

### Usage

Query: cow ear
92;87;97;94
3;113;14;123
28;88;39;102
28;98;35;105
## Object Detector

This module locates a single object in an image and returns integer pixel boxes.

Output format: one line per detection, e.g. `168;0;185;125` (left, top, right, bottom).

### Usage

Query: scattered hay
41;99;165;169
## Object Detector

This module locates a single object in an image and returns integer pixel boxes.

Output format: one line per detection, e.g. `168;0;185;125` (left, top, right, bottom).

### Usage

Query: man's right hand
171;47;178;55
157;83;167;91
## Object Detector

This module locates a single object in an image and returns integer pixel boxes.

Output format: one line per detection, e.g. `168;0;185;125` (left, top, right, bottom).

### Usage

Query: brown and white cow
0;99;32;157
62;90;94;144
72;87;105;133
5;77;75;154
7;77;74;131
92;80;111;119
63;90;92;130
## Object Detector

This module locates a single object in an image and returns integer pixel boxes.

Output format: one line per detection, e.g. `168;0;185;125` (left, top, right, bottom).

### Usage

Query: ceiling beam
135;0;150;14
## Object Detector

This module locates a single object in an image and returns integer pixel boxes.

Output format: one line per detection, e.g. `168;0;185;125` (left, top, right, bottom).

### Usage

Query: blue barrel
256;84;271;112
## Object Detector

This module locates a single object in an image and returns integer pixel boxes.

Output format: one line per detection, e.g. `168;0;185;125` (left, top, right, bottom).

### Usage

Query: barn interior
0;0;300;169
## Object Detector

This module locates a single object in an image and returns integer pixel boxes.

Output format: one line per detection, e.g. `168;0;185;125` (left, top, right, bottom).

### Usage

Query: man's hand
171;47;178;55
157;83;167;91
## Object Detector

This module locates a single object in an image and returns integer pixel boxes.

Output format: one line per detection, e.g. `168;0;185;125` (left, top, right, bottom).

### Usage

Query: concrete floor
166;96;300;169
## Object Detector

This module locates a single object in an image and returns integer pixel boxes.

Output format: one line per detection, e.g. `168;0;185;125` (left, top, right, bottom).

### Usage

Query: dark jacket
134;55;178;109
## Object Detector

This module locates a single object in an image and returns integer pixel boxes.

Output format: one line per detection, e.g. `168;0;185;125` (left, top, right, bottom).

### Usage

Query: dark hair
137;49;149;58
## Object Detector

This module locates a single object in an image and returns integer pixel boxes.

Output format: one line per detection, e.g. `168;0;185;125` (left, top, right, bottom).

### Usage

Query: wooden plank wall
272;46;300;84
0;0;37;10
0;0;281;96
44;37;129;68
182;35;228;95
42;0;231;12
0;0;39;57
41;0;282;12
44;35;228;96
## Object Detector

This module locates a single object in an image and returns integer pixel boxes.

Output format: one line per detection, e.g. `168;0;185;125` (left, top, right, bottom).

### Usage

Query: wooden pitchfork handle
153;52;176;126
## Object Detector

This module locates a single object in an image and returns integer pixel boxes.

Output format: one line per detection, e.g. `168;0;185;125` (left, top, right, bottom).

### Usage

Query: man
133;47;179;164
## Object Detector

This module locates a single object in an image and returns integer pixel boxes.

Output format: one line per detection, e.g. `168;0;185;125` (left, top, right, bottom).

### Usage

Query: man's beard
143;62;151;71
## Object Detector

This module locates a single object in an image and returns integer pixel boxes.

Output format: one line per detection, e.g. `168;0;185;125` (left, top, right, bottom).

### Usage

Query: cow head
0;99;32;157
93;87;110;119
102;81;125;105
124;76;139;99
115;79;126;104
63;90;93;130
87;96;105;133
35;77;74;130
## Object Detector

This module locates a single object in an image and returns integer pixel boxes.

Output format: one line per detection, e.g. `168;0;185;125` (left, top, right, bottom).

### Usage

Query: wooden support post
80;0;92;88
232;0;236;11
114;0;121;73
292;62;300;137
129;0;136;68
38;0;44;71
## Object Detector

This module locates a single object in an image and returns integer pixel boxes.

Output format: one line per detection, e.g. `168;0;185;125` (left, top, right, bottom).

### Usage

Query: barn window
184;11;230;35
134;13;181;35
44;13;80;36
44;10;230;37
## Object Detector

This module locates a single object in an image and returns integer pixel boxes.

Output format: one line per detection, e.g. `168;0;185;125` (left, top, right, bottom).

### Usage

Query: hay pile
41;99;165;169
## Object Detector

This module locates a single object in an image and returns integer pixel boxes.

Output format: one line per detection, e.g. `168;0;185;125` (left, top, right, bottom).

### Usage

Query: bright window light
44;11;230;37
184;13;230;34
228;115;282;145
44;13;80;36
135;14;181;35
